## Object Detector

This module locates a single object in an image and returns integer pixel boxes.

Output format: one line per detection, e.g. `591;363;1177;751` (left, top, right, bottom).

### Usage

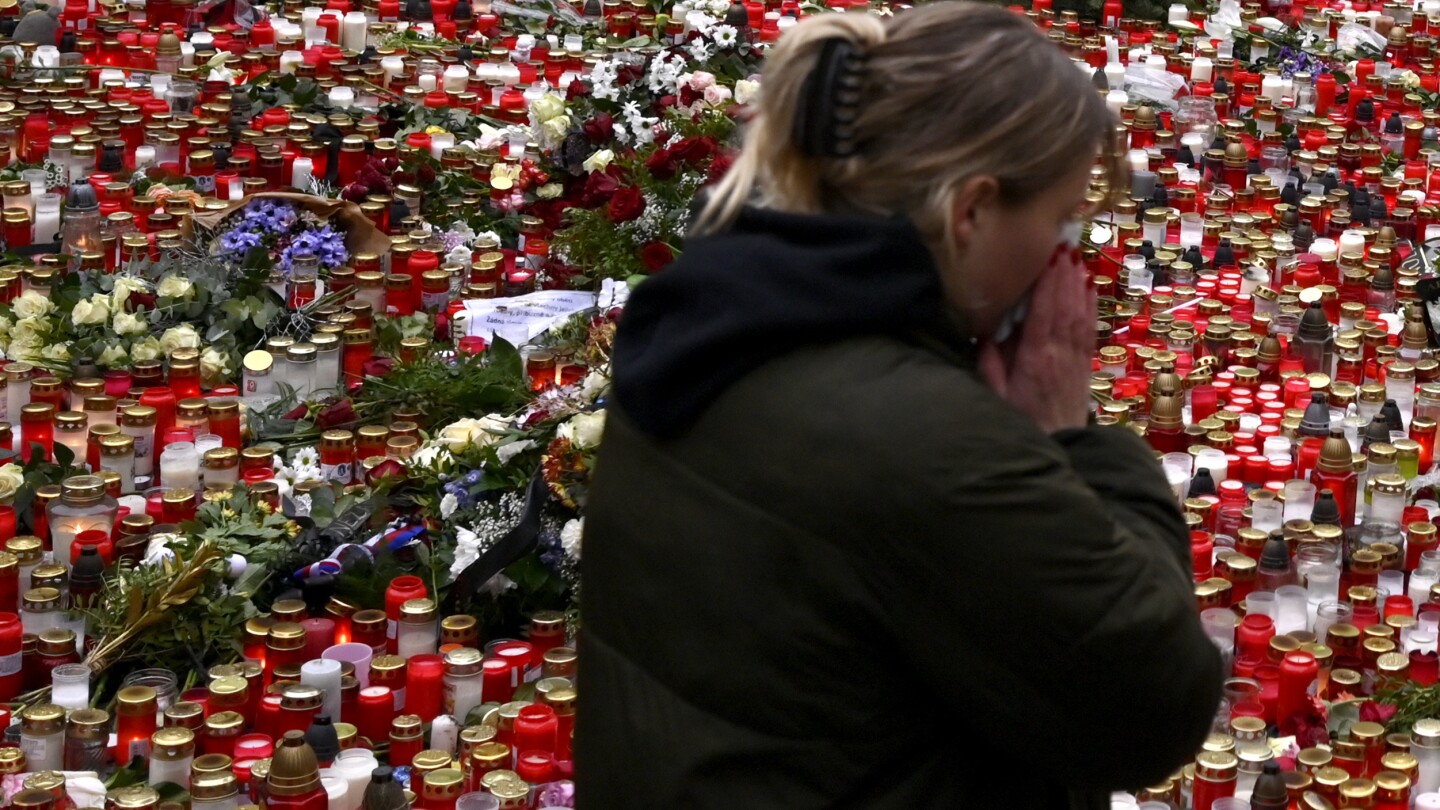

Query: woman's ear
949;175;1000;252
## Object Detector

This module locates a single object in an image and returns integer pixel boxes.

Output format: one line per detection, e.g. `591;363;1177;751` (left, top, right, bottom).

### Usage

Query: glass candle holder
50;663;90;710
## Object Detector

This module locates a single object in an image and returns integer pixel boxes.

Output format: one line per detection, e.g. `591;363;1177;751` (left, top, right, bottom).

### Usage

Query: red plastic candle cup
1412;651;1439;686
481;657;512;705
1191;531;1215;581
0;556;17;615
1236;614;1275;663
357;686;394;742
0;506;15;545
0;612;22;701
403;654;444;721
515;750;555;785
1276;650;1318;728
384;575;427;653
256;694;283;741
103;370;132;398
234;733;273;767
513;703;558;756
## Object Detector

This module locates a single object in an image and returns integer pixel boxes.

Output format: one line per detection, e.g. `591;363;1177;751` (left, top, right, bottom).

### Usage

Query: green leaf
52;441;73;469
487;337;523;381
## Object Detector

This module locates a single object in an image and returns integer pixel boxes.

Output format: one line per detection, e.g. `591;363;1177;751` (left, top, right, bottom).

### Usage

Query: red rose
645;147;681;180
341;182;369;202
616;64;643;86
392;170;416;187
434;313;451;343
607;186;645;223
654;94;678;114
363;357;395;378
126;291;156;312
678;84;702;108
640;241;674;271
283;403;310;420
317;398;357;428
672;136;717;165
578;170;619;208
706;151;735;184
417;164;437;185
583;112;614;143
367;458;407;482
566;79;587;100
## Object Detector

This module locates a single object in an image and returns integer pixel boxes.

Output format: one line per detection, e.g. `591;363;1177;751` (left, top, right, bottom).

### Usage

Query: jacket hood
611;207;946;438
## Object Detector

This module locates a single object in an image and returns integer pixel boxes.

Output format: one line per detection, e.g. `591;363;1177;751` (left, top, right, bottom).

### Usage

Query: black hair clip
793;37;866;158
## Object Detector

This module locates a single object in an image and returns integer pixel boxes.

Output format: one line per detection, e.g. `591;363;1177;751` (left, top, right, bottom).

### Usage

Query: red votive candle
403;653;443;721
481;657;512;705
301;618;335;660
513;704;557;756
0;612;22;701
357;686;394;743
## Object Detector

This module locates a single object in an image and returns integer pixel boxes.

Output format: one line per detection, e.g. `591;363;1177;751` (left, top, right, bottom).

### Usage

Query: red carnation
341;183;369;202
582;112;614;144
607;186;645;223
640;241;674;271
654;94;678;114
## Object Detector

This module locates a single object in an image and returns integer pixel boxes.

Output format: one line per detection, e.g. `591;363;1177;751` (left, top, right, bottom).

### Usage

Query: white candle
33;193;60;244
429;132;453;160
381;55;404;82
321;775;348;810
332;751;377;810
1106;89;1129;116
291;157;313;190
1261;74;1284;100
302;658;343;722
134;145;156;170
159;443;201;491
1191;56;1213;83
279;51;305;75
1169;3;1189;22
417;73;437;92
328;87;355;110
443;64;469;93
342;11;368;51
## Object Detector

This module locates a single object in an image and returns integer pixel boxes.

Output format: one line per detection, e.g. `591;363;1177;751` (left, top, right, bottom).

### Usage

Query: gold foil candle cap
117;685;158;716
67;708;109;741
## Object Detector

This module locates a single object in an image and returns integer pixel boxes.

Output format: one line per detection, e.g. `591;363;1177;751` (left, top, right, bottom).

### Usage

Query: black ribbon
444;468;551;612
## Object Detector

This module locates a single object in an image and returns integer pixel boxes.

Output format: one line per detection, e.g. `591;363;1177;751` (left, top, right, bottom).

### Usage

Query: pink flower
1359;700;1398;724
703;84;732;106
688;70;716;90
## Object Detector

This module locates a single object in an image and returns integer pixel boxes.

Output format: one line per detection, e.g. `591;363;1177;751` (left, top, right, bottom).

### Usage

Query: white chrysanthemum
291;446;320;469
495;439;536;466
687;39;713;62
440;493;459;519
710;24;738;47
561;518;584;561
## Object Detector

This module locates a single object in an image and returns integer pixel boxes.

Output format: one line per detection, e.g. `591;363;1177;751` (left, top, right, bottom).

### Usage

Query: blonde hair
694;2;1124;271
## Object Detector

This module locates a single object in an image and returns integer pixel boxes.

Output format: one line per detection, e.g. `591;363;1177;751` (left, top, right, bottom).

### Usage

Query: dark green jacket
576;209;1224;809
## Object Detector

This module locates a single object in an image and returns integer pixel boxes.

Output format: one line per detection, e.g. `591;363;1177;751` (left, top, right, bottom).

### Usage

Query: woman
576;4;1224;808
